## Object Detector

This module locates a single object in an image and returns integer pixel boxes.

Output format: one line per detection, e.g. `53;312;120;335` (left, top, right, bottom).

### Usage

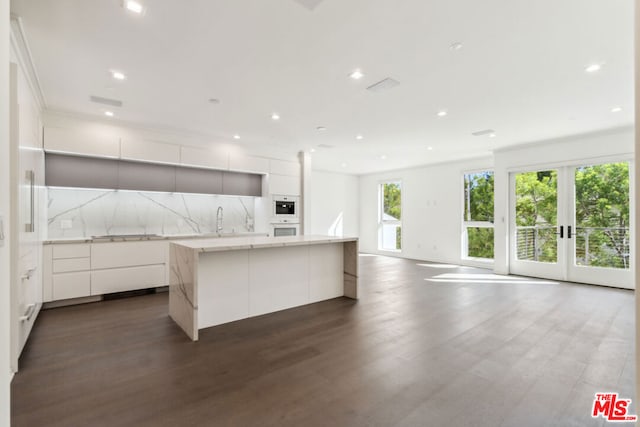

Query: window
463;171;494;260
379;181;402;251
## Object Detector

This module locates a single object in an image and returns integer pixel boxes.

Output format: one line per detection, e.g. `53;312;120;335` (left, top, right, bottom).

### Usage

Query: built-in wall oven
271;222;300;237
272;195;299;221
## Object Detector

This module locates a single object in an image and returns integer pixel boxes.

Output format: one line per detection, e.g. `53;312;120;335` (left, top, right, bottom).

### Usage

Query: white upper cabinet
229;153;269;174
269;174;300;196
44;127;120;158
181;145;229;170
121;138;180;164
270;159;300;177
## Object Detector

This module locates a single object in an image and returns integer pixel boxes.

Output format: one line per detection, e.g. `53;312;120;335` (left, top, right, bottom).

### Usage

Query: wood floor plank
11;255;635;426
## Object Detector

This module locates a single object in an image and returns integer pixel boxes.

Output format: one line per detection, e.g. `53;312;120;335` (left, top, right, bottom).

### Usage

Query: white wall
493;127;634;274
634;0;639;400
1;0;12;423
359;157;493;266
358;127;633;271
310;171;359;237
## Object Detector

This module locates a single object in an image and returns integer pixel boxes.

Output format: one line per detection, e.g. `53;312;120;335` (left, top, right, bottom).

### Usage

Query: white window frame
462;170;495;263
378;180;402;252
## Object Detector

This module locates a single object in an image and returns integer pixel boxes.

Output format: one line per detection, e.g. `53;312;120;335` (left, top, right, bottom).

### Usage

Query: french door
509;160;633;289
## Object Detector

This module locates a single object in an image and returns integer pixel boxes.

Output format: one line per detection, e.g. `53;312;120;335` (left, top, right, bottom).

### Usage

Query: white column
0;0;12;423
300;151;312;235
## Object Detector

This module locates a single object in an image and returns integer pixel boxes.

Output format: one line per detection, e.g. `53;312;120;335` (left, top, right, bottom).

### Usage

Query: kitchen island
169;235;358;340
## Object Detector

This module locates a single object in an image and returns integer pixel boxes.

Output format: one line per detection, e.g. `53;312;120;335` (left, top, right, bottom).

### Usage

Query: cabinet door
269;174;300;196
52;271;91;300
44;127;120;158
181;146;229;170
121;138;180;164
91;265;166;295
91;241;167;269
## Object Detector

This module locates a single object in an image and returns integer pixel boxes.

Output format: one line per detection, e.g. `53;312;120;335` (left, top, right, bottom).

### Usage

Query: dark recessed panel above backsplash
45;153;263;197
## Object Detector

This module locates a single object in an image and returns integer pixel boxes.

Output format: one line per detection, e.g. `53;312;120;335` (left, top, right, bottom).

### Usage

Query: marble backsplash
47;188;256;239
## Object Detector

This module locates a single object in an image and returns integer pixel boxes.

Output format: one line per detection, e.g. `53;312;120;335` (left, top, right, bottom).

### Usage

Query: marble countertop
172;235;358;253
43;232;268;245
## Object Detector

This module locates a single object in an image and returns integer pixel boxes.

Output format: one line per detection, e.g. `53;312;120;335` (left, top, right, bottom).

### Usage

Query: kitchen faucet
216;206;223;234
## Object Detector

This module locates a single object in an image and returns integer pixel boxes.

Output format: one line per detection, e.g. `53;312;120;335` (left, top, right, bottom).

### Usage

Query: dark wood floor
12;255;635;426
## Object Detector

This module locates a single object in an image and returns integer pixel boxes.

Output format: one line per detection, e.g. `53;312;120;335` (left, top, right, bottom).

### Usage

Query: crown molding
10;14;46;110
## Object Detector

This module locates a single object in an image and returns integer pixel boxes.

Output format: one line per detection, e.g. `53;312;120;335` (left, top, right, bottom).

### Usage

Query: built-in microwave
272;195;299;220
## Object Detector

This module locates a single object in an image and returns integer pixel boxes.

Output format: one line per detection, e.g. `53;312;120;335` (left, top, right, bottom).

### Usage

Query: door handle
568;226;572;239
559;225;564;238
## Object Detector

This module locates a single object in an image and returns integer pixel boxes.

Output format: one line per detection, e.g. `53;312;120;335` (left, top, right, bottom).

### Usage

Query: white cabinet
53;272;91;300
270;159;300;177
230;154;269;174
44;243;92;302
91;265;165;295
44;127;120;158
44;241;168;303
181;145;229;170
269;174;301;196
121;138;180;164
91;241;166;269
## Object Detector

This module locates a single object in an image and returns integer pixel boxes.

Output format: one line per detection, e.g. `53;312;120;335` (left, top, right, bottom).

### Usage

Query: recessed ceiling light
450;42;463;51
489;133;496;138
208;98;221;104
271;113;280;120
233;134;240;140
341;162;347;168
585;63;603;73
380;155;387;160
611;106;623;113
104;111;114;117
349;69;364;80
427;146;433;151
316;126;326;131
310;148;316;153
111;70;126;80
124;0;144;14
356;134;363;140
437;110;448;118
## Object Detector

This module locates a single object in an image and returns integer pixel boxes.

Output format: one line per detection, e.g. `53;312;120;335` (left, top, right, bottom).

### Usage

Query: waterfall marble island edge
168;235;359;341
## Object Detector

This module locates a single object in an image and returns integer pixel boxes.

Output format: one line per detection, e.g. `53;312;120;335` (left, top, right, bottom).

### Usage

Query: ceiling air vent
292;0;325;10
318;144;334;149
366;78;400;93
472;129;495;137
90;95;123;107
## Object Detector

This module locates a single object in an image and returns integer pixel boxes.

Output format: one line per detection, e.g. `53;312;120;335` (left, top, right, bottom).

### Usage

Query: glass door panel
568;162;632;287
511;169;564;280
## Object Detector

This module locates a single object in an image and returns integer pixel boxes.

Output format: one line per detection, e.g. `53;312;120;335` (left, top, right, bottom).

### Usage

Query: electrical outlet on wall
60;219;73;230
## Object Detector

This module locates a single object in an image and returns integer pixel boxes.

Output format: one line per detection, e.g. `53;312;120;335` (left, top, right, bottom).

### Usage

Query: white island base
169;235;358;340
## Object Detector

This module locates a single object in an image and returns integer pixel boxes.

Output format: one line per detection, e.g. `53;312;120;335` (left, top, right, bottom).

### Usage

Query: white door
510;161;633;289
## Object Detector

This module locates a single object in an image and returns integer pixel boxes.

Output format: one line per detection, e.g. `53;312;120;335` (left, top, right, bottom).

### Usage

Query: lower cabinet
44;241;168;303
52;271;91;300
91;264;165;295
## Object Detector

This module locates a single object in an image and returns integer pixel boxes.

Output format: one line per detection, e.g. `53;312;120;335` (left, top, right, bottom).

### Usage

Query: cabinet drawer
53;257;90;273
91;264;166;295
52;244;90;259
52;271;91;300
91;241;167;269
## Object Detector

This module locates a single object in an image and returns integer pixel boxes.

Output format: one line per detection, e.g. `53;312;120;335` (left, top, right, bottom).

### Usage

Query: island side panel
197;250;250;329
309;243;344;303
343;240;358;299
248;245;310;317
169;243;199;341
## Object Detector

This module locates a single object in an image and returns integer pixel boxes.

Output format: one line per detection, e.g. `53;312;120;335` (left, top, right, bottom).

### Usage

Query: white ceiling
10;0;634;174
